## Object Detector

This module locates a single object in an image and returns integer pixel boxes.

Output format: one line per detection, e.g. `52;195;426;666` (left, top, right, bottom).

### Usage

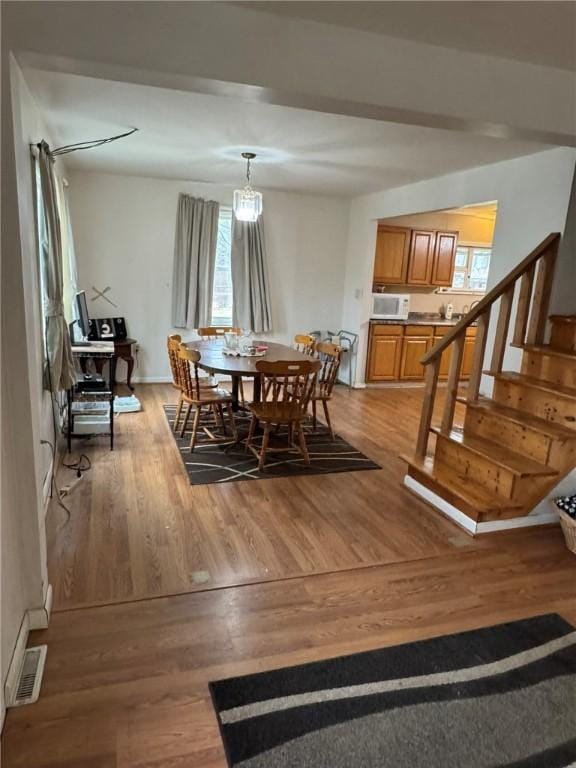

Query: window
211;209;233;326
452;246;491;292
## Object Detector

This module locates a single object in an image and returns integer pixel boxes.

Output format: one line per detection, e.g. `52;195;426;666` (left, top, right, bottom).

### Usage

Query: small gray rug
210;614;576;767
163;404;380;485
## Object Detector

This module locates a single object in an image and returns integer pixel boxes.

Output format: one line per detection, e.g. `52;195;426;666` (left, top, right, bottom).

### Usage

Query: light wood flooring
3;384;574;767
3;528;575;767
48;383;480;611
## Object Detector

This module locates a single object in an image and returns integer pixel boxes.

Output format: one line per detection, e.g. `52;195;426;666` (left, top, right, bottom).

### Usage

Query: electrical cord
62;453;91;477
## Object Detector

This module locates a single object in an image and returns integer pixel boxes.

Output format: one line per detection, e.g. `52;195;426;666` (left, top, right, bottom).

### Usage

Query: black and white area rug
210;614;576;767
163;404;380;485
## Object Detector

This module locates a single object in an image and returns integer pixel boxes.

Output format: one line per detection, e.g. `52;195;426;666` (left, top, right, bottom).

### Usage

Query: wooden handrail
421;232;561;365
414;232;561;459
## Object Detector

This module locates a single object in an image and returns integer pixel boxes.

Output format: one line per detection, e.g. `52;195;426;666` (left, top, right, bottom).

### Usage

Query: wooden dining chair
167;334;216;433
261;333;316;402
197;326;241;340
197;326;246;404
293;333;316;355
309;341;342;440
167;334;186;431
246;358;321;471
177;344;237;452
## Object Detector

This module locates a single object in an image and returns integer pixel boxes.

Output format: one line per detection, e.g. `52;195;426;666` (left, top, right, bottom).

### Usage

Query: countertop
370;313;465;327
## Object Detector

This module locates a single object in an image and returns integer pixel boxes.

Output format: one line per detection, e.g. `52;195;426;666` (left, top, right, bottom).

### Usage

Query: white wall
343;147;576;386
1;57;56;725
69;172;349;381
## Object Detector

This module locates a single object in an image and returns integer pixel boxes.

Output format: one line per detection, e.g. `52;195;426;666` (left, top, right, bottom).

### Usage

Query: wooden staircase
403;234;576;534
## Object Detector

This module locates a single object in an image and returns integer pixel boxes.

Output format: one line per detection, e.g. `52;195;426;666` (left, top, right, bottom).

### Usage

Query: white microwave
371;293;410;320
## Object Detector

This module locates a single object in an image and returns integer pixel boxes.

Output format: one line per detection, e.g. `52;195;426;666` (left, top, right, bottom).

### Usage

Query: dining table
184;339;313;409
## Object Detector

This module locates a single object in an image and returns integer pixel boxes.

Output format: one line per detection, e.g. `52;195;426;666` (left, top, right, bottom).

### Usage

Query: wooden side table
92;338;137;390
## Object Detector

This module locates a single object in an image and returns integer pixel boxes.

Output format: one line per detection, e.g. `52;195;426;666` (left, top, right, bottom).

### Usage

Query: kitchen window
451;246;491;292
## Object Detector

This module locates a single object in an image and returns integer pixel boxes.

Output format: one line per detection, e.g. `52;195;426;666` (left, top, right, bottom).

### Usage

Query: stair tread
512;343;576;360
455;396;576;440
403;454;522;512
431;426;557;477
491;371;576;399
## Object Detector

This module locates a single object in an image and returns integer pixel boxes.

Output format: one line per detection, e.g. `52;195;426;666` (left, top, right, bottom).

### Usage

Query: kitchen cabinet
373;226;411;284
366;323;477;383
434;326;477;379
400;326;434;380
373;226;459;288
431;231;458;286
366;325;403;381
405;231;435;285
461;330;477;378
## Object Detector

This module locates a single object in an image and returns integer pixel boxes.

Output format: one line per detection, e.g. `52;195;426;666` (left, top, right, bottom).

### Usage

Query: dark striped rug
163;404;380;485
210;614;576;767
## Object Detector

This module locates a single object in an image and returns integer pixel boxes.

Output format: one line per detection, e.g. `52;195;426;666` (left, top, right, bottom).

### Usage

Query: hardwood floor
3;384;575;766
3;527;575;767
47;383;479;611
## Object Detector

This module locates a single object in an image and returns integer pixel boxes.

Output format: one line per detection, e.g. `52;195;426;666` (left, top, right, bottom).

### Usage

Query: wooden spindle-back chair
167;334;216;432
197;326;241;340
309;341;342;440
246;358;321;471
167;334;185;430
293;333;317;355
197;326;245;404
177;344;237;452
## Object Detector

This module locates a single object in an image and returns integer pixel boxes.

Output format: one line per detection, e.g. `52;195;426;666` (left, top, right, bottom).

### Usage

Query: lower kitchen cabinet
366;323;477;383
462;332;476;378
399;326;434;380
366;325;403;381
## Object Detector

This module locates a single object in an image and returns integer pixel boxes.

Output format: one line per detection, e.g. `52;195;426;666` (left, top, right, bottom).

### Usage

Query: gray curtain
172;194;220;329
231;215;272;333
37;142;76;392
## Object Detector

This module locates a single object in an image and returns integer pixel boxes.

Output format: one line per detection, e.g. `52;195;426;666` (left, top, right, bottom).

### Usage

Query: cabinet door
406;230;435;285
431;231;458;286
461;336;476;379
400;336;432;380
367;335;402;381
373;226;411;284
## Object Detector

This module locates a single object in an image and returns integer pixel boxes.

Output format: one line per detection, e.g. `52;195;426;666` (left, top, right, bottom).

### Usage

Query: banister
420;232;561;365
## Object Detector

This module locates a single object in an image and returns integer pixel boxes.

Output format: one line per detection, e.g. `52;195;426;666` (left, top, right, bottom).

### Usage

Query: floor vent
11;646;47;707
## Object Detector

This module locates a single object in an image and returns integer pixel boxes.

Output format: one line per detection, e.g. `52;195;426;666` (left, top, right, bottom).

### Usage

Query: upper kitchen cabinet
373;226;459;288
406;230;435;285
431;231;459;286
374;225;411;284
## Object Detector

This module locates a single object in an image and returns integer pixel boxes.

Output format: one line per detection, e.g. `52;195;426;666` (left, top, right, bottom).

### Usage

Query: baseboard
404;475;478;534
403;475;560;536
4;613;30;717
27;584;53;631
476;511;559;534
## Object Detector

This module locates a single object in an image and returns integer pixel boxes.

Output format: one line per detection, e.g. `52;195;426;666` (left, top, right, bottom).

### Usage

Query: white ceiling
25;68;549;198
241;1;576;72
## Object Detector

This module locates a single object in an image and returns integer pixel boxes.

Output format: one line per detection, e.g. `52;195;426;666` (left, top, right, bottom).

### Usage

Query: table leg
93;358;107;384
253;375;262;403
110;393;114;451
231;376;240;411
67;388;72;453
126;355;135;390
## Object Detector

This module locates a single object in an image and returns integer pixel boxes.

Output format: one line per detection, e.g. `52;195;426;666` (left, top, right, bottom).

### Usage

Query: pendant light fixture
233;152;263;222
